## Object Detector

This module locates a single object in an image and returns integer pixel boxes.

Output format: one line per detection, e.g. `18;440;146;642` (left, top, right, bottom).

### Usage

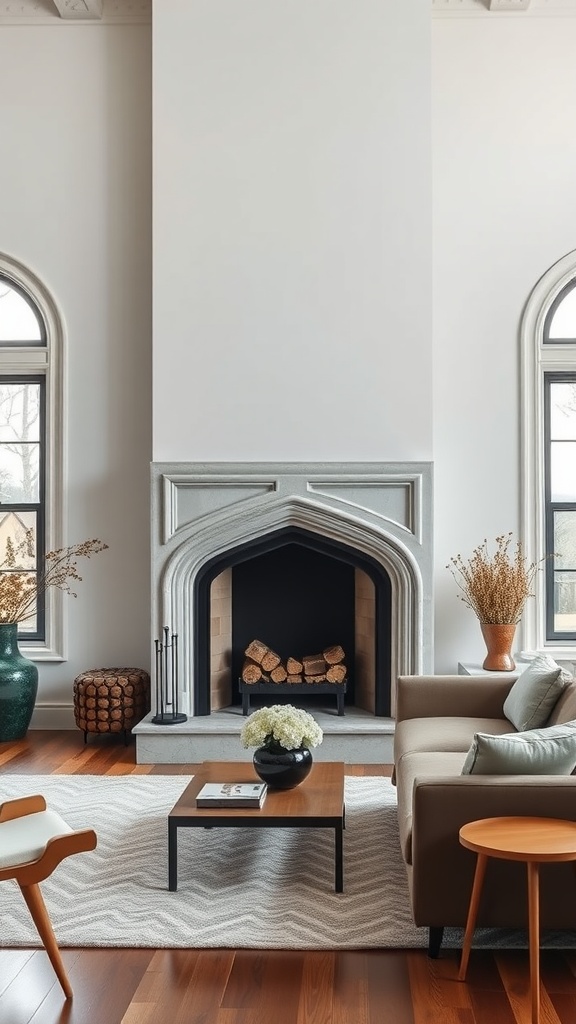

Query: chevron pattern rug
0;772;431;949
1;774;574;951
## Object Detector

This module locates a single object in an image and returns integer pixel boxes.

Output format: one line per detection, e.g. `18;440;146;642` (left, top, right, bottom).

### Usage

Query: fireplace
197;526;392;716
151;462;433;720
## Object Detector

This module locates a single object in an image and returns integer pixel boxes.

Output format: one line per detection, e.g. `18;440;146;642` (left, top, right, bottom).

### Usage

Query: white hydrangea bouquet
240;704;323;752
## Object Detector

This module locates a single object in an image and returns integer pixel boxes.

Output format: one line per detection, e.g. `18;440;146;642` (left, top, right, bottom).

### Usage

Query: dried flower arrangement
447;533;542;625
0;531;108;625
241;704;323;752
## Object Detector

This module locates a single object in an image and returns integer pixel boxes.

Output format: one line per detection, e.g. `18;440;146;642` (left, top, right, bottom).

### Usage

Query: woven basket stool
73;667;150;744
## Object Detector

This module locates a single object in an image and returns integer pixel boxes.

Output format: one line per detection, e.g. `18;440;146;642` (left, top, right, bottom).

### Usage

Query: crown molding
0;0;150;23
52;0;103;18
488;0;531;9
0;0;574;24
433;0;576;15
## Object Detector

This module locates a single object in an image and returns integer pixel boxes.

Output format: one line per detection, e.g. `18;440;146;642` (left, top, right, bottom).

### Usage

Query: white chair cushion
0;809;73;870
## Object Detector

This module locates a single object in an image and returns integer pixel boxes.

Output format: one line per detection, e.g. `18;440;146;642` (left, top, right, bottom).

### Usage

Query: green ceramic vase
0;622;39;742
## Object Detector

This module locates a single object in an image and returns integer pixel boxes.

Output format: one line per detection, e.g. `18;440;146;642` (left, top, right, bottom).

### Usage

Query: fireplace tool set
152;626;187;725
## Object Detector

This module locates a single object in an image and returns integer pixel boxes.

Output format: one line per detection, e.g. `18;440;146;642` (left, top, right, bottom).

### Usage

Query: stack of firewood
241;639;347;685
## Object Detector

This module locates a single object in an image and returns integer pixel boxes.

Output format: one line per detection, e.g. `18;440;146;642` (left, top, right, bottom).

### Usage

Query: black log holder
152;626;187;725
239;678;347;717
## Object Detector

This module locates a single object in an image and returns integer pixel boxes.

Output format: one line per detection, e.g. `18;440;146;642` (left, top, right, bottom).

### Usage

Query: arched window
0;254;64;659
544;280;576;345
521;251;576;657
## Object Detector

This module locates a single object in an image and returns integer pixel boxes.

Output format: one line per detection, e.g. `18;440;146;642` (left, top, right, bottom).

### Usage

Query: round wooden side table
458;816;576;1024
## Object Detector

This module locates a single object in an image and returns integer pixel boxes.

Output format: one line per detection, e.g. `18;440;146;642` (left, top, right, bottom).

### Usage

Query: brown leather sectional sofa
393;673;576;956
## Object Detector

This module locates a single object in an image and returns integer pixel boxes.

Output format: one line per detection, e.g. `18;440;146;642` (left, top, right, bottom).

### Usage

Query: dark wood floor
2;733;576;1024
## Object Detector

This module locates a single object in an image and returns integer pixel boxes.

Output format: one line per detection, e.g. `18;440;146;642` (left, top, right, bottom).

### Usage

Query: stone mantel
151;462;434;718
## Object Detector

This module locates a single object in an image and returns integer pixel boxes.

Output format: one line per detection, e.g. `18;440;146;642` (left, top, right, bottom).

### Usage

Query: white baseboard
29;705;77;730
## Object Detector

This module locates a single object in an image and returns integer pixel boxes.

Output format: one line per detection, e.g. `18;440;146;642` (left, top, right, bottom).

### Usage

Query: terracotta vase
480;623;516;671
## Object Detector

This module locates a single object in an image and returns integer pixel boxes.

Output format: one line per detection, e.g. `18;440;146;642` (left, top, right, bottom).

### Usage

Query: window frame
0;253;66;661
521;249;576;660
543;279;576;346
0;373;47;640
543;372;576;643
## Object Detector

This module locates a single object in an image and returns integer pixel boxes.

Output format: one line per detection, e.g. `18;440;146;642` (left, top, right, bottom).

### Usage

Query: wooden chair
0;794;97;998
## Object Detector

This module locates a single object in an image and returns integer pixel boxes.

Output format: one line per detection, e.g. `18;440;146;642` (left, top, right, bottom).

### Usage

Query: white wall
0;24;152;721
4;8;575;712
432;15;576;670
153;0;432;462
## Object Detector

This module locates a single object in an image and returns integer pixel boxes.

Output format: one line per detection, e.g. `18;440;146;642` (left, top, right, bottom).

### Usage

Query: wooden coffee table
458;816;576;1024
168;760;345;893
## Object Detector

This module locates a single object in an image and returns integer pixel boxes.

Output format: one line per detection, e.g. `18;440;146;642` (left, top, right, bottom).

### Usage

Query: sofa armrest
412;772;576;826
396;674;518;723
409;774;576;928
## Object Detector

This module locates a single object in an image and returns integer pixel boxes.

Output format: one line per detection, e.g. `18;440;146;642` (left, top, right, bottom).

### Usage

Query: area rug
0;774;574;951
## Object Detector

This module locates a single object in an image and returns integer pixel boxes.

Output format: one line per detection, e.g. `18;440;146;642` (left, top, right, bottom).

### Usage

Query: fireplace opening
233;544;355;703
194;526;392;717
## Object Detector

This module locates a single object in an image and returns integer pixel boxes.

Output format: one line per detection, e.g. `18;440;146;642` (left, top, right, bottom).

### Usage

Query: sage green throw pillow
502;654;564;731
461;720;576;775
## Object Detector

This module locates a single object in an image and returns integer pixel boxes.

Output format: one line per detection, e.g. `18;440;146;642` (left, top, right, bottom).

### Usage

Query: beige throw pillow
461;720;576;775
502;655;565;731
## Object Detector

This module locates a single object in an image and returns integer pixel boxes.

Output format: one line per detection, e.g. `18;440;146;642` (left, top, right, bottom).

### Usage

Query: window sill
20;644;66;663
519;647;576;667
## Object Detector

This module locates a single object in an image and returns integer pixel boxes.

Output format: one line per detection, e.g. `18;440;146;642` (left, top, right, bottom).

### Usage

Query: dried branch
447;533;544;625
0;531;108;624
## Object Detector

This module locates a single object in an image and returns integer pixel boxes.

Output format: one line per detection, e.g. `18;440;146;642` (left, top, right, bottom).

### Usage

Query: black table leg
168;819;178;891
242;691;250;716
337;691;345;716
335;823;344;892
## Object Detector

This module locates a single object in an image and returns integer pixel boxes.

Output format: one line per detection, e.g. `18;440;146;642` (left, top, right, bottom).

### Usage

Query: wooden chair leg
19;882;73;999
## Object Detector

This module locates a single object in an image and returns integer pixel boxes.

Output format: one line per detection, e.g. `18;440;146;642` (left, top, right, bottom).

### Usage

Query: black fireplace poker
151;626;188;725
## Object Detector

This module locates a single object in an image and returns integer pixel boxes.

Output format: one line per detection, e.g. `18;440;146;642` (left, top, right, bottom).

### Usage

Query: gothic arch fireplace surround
150;462;433;722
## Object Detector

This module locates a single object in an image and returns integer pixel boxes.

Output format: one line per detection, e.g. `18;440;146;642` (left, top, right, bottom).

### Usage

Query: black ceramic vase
0;622;39;742
253;744;313;790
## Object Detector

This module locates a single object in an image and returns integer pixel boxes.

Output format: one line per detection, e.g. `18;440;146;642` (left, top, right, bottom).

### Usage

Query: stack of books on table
196;781;268;808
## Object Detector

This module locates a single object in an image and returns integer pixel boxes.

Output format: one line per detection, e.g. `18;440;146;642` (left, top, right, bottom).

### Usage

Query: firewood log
323;645;345;665
241;659;263;684
245;639;270;665
261;649;282;672
326;663;347;683
287;656;303;675
305;673;326;684
270;664;288;683
302;654;326;676
287;674;303;683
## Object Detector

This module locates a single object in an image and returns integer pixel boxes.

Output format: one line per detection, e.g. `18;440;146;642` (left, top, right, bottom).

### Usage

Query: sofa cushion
502;655;565;731
546;680;576;725
396;750;469;864
394;716;513;765
461;720;576;776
